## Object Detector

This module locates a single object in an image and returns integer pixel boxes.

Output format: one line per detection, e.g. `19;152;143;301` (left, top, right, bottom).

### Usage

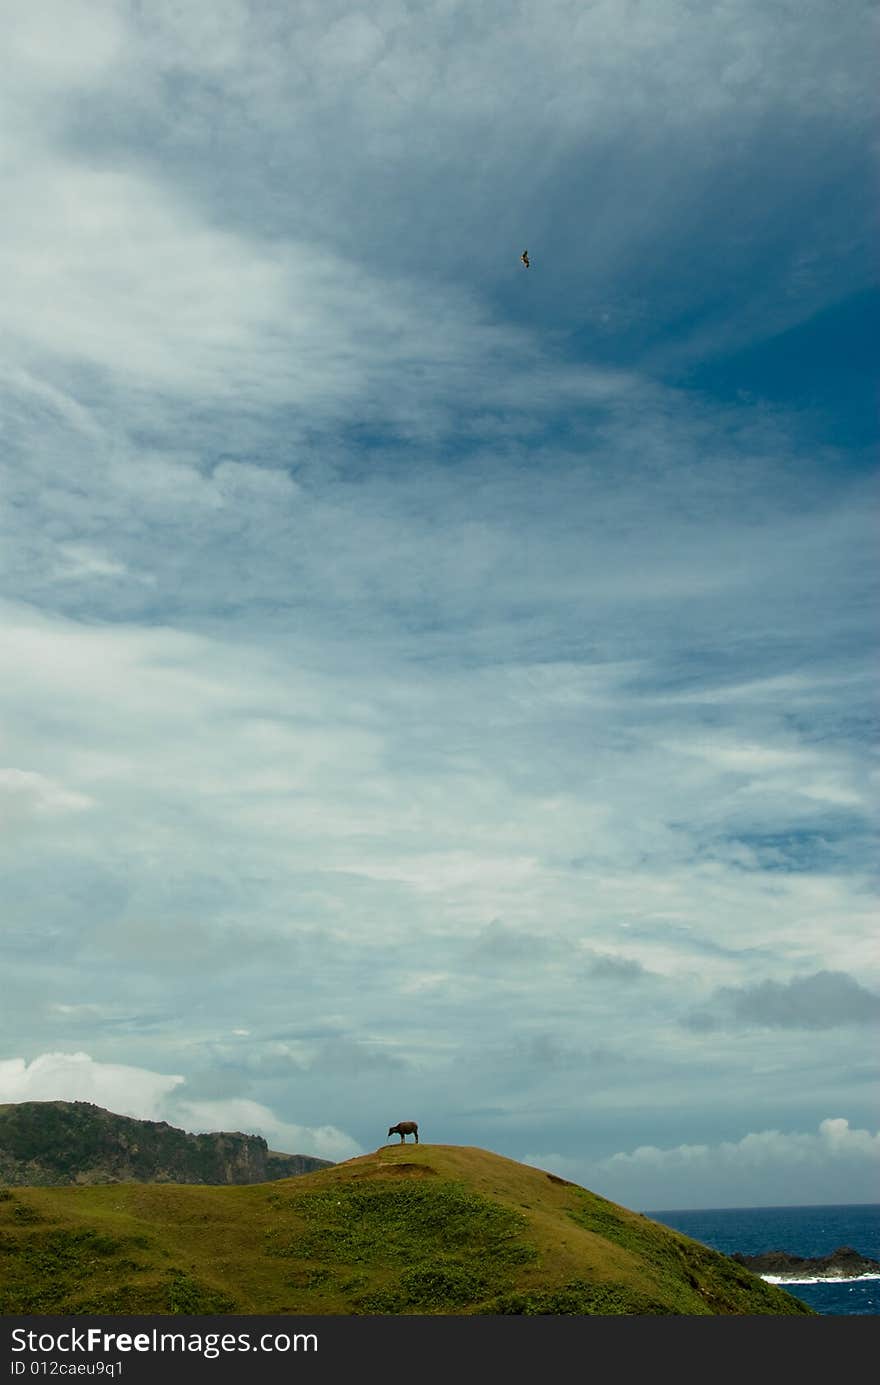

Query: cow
387;1121;419;1144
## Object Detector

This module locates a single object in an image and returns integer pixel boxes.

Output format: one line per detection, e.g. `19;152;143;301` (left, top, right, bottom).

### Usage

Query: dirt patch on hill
356;1162;438;1179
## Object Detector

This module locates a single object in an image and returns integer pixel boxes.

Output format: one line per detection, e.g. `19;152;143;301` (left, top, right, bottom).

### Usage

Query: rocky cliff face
0;1101;333;1186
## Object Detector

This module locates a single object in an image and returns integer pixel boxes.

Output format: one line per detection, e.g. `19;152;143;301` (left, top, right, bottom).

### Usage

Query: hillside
0;1101;332;1187
0;1140;815;1315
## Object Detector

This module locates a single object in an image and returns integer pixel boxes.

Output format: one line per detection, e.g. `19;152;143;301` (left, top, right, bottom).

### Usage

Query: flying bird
520;249;530;268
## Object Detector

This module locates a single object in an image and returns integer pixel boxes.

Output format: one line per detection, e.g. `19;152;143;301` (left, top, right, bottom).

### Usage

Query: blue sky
0;0;877;1209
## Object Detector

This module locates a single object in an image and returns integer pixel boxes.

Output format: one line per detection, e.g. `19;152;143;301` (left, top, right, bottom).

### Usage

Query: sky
0;0;877;1211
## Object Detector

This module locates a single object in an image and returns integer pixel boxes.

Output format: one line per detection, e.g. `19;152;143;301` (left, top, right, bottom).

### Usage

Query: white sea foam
761;1273;880;1285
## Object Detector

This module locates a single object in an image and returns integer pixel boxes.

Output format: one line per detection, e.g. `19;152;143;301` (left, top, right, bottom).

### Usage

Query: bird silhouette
520;249;530;268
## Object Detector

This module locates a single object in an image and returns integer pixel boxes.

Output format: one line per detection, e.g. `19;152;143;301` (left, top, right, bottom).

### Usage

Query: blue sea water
646;1203;880;1315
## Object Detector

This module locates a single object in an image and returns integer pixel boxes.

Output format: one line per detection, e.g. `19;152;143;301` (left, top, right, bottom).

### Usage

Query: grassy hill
0;1141;814;1314
0;1101;331;1187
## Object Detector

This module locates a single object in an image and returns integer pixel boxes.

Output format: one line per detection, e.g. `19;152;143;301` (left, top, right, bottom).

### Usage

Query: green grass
0;1145;816;1316
564;1190;805;1314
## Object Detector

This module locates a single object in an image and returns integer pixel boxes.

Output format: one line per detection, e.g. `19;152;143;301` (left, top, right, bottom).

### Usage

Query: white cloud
172;1098;362;1162
2;161;303;400
0;1051;183;1119
525;1118;880;1209
608;1118;880;1174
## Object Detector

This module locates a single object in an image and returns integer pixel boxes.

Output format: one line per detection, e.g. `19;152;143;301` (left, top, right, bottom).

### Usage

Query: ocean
646;1202;880;1315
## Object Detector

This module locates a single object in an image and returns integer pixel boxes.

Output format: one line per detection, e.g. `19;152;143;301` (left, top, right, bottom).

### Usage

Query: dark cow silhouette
387;1121;419;1144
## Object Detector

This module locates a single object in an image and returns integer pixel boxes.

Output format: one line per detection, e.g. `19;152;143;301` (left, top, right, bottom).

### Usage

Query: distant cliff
0;1101;333;1186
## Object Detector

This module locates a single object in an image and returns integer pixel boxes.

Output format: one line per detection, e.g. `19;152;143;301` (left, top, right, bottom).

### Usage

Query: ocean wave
762;1272;880;1286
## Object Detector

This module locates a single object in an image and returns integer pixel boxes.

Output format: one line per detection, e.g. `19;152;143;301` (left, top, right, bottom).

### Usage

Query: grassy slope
0;1143;815;1315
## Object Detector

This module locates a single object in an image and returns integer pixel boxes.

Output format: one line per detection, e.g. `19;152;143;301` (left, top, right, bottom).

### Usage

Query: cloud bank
527;1118;880;1210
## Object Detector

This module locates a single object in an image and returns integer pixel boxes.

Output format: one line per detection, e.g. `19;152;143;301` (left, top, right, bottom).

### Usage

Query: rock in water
730;1246;880;1279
